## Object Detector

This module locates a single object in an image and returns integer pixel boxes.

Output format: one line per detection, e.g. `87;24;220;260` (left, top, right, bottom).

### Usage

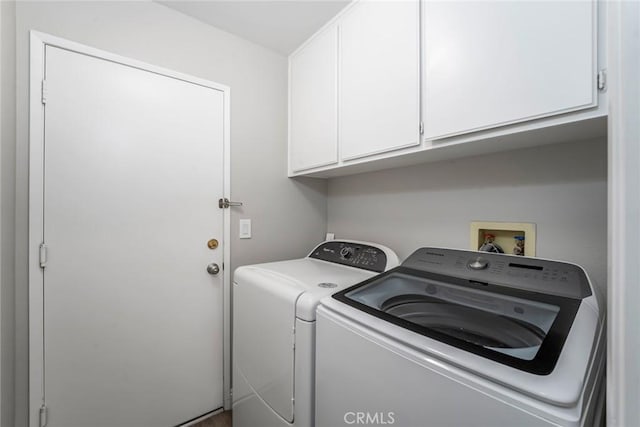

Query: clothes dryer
233;240;399;427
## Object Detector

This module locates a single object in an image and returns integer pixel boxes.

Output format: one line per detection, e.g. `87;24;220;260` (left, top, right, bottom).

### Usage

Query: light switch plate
239;219;251;239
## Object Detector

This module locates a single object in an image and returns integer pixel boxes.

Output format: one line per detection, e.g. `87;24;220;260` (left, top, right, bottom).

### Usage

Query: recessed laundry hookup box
470;221;536;257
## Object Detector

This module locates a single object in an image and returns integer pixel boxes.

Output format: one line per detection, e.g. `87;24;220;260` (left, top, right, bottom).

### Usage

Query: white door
40;45;225;427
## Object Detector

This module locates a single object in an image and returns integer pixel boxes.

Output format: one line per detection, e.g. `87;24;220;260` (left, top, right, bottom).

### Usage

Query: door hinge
419;121;424;135
39;404;48;427
218;198;243;209
41;80;48;105
597;70;606;91
39;243;48;269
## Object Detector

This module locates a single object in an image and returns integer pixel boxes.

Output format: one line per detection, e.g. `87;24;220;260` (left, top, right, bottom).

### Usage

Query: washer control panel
402;247;592;299
309;241;388;272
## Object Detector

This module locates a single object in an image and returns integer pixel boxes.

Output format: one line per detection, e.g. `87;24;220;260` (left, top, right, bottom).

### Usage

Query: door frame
607;2;640;425
28;31;232;426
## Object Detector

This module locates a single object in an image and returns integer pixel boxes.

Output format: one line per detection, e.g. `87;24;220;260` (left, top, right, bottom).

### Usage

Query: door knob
207;263;220;275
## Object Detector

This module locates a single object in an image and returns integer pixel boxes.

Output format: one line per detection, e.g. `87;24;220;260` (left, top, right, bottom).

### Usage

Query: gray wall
3;2;327;425
327;138;607;294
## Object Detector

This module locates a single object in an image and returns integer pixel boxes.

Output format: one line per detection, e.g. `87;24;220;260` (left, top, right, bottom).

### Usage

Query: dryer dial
340;247;354;259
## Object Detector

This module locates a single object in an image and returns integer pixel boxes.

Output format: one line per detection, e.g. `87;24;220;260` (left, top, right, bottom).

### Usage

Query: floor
192;411;232;427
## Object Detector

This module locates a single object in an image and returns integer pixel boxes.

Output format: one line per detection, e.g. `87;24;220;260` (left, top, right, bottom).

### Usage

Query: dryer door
233;268;302;422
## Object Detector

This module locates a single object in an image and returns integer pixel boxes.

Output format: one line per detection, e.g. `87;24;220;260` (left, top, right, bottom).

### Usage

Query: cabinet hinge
39;243;48;269
41;80;48;105
419;121;424;135
39;404;48;427
597;70;606;91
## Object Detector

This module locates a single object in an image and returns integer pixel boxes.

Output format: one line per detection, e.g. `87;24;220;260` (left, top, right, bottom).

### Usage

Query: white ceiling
158;0;351;55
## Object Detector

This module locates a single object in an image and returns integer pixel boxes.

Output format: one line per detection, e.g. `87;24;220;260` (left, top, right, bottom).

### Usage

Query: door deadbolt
207;239;219;249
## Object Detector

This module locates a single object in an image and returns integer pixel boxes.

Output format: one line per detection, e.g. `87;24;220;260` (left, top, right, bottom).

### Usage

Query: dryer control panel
309;241;388;273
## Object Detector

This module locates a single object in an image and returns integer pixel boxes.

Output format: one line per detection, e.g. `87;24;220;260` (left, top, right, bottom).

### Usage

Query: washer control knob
468;257;489;270
339;247;354;259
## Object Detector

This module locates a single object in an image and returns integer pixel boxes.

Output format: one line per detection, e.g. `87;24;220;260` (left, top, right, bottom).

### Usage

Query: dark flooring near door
192;411;231;427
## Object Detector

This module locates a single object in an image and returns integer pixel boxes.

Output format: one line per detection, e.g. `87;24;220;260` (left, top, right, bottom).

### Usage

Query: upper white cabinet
289;26;339;173
288;0;605;178
339;0;421;160
423;1;597;140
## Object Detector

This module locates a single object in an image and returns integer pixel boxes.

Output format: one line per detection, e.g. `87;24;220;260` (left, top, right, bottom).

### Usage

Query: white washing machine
316;247;605;427
232;240;399;427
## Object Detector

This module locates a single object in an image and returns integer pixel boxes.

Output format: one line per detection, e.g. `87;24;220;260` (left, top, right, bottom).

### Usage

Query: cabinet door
339;0;421;161
424;1;596;140
289;26;339;172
